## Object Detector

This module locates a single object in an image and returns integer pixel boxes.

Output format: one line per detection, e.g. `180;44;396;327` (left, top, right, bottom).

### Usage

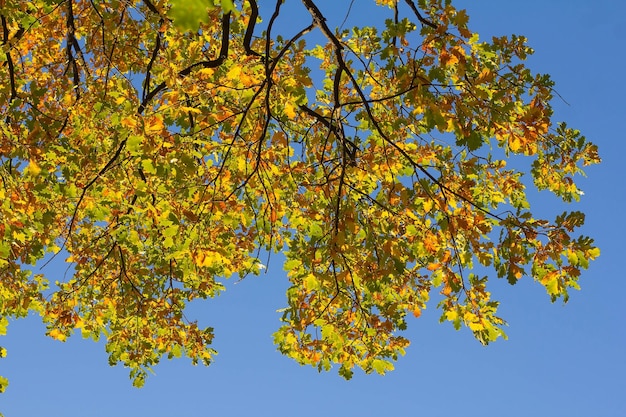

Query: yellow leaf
25;160;42;176
49;329;67;342
198;68;215;77
144;116;165;134
445;310;457;321
180;106;202;115
12;230;26;243
476;68;494;84
284;102;297;119
587;247;600;259
422;199;433;213
509;134;522;152
468;321;484;331
226;65;241;81
194;249;226;268
427;262;440;271
121;116;137;129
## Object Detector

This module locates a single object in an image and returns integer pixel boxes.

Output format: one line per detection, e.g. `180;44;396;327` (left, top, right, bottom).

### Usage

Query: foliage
0;0;599;386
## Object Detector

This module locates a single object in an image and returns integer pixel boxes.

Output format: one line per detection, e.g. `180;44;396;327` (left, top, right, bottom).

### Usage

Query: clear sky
2;1;625;416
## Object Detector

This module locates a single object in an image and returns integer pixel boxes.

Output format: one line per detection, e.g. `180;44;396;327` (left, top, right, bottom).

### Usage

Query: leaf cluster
0;0;599;387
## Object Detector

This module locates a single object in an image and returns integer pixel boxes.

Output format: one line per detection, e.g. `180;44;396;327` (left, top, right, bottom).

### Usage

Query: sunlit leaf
0;0;599;390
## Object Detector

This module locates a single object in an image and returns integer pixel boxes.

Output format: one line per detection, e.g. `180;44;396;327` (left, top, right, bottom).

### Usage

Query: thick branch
1;15;17;123
243;0;262;57
403;0;438;29
65;0;81;99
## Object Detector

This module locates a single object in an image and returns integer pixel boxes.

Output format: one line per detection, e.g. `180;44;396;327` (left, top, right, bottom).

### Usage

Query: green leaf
339;365;354;380
141;159;157;175
431;270;443;287
456;130;483;151
283;259;301;272
371;359;394;375
168;0;215;32
220;0;235;14
163;224;179;238
127;135;143;153
131;371;146;388
308;223;323;238
305;274;319;291
546;277;560;297
0;242;9;259
170;344;182;358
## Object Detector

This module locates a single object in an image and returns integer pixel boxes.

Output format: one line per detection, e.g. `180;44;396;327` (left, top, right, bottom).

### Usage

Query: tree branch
138;12;231;115
243;0;262;57
403;0;438;29
1;15;17;123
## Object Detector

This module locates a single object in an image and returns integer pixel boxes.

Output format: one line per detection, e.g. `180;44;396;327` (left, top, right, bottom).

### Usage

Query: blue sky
2;1;625;416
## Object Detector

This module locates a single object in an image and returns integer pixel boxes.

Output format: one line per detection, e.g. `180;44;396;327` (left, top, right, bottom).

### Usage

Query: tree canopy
0;0;600;389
